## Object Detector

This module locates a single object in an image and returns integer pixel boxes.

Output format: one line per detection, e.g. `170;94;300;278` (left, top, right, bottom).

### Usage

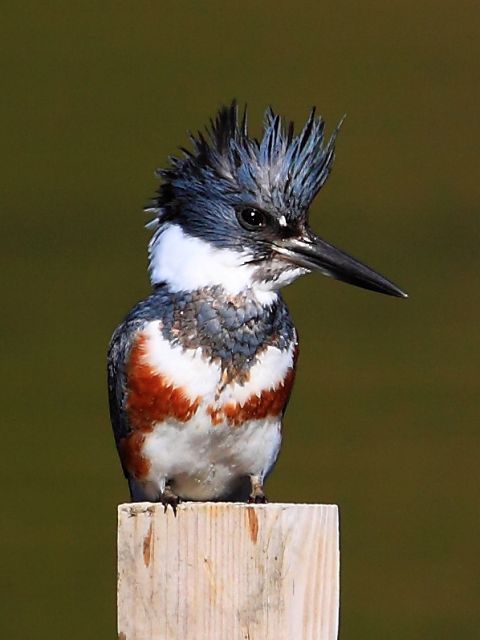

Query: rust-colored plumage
126;334;200;429
118;333;200;479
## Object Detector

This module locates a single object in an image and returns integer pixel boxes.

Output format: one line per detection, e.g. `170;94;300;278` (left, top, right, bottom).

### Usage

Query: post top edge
118;501;339;515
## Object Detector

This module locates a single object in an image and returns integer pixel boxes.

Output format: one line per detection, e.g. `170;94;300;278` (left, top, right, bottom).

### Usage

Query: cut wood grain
118;502;339;640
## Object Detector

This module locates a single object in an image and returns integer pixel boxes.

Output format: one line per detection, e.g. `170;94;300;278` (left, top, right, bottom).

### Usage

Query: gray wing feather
107;318;145;476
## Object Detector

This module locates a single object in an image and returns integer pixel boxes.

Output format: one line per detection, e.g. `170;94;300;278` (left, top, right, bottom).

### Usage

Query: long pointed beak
274;232;407;298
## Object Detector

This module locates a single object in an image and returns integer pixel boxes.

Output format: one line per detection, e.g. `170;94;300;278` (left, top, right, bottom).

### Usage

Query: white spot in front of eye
279;215;287;227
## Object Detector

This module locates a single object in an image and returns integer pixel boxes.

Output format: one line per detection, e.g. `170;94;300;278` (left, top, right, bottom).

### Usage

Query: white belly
142;412;282;500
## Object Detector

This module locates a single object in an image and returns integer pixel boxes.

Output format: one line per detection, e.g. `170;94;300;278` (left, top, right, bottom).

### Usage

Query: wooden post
118;502;339;640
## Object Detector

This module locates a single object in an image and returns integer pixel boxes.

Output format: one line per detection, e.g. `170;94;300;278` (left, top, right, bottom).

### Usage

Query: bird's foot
248;476;268;504
161;485;181;515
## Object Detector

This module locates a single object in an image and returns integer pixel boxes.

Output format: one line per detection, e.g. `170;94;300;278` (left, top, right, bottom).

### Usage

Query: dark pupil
242;208;264;227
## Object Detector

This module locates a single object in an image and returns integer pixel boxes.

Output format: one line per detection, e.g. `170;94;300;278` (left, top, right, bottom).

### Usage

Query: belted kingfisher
108;102;406;510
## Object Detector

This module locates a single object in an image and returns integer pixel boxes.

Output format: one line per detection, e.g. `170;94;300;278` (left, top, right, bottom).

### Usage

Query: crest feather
150;101;343;223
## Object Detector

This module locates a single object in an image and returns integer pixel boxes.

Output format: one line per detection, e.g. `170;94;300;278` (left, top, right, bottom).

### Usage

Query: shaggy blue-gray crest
108;103;407;510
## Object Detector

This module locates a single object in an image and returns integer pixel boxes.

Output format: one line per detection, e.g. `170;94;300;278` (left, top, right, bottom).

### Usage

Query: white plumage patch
218;341;296;405
142;321;221;399
149;223;276;304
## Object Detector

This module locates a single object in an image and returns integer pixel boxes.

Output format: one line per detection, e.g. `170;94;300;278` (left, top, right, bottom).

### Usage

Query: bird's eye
237;207;268;231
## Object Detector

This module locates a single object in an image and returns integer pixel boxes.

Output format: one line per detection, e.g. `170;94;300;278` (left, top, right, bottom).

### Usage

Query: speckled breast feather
123;284;295;382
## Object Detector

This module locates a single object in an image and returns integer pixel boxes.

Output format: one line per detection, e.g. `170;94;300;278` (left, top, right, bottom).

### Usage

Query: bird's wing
107;318;145;478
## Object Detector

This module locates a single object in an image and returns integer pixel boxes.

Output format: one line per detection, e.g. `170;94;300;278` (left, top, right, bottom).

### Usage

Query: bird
107;102;406;511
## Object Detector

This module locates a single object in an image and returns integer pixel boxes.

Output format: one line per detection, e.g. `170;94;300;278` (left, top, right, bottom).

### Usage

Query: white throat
148;224;278;303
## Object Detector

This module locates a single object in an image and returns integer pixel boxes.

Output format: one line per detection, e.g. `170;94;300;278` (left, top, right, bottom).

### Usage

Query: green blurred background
1;2;479;638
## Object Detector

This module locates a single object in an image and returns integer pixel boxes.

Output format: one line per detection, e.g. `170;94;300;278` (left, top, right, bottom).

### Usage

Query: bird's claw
248;486;267;504
161;486;181;515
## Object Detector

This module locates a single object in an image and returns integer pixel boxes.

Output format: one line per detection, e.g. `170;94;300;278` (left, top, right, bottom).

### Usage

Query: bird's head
147;102;406;302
